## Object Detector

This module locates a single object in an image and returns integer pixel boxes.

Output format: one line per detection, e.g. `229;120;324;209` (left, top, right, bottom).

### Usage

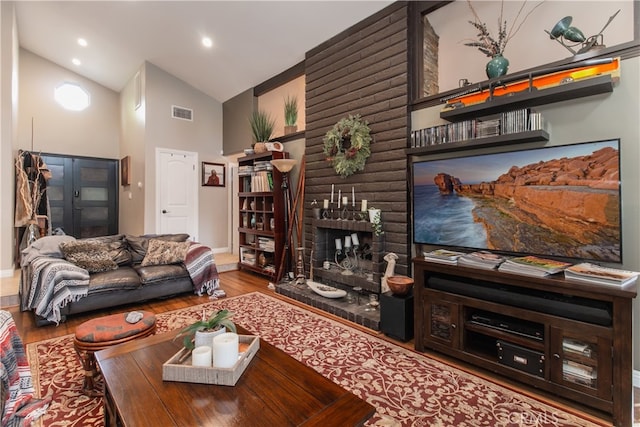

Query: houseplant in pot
368;207;383;236
250;109;275;153
284;95;298;135
176;308;237;351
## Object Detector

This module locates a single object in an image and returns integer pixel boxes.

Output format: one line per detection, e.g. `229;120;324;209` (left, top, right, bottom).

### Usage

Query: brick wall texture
304;3;410;275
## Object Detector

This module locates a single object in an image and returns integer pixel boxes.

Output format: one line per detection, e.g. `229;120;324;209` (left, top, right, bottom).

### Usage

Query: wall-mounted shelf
440;74;615;122
407;129;549;155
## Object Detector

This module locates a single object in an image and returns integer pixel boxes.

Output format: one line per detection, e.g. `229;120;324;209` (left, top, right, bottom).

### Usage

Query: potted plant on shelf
250;109;275;153
175;309;237;350
284;95;298;135
368;207;383;236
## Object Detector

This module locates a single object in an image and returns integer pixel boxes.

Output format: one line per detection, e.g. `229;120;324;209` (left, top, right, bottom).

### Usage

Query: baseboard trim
634;369;640;389
0;294;19;308
0;268;15;278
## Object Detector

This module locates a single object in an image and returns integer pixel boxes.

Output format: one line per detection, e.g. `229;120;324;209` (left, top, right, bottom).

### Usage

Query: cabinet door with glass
549;326;612;400
423;293;460;348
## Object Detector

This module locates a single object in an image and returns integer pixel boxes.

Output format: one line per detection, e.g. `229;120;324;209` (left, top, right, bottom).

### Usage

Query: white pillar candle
335;238;342;250
361;199;367;212
213;332;239;368
352;187;355;206
344;236;352;248
323;199;329;209
351;233;359;246
337;190;341;208
192;346;212;367
330;184;334;203
342;196;348;206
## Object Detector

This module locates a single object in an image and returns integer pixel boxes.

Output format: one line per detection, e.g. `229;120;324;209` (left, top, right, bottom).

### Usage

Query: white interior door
156;149;198;241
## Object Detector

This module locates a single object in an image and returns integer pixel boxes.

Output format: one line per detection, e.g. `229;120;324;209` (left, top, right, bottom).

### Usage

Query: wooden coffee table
95;326;375;426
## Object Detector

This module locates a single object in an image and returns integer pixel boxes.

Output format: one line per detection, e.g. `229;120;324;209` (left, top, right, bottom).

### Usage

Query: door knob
162;209;169;214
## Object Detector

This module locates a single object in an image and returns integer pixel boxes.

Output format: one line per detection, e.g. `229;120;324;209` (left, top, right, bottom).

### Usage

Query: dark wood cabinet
237;151;288;279
42;154;118;238
413;259;636;427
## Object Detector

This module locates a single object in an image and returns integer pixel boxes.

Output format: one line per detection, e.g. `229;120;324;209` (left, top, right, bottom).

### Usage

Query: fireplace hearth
276;282;380;330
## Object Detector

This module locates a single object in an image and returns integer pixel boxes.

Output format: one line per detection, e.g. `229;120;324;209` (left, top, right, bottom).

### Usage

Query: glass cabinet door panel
425;298;459;348
549;327;612;400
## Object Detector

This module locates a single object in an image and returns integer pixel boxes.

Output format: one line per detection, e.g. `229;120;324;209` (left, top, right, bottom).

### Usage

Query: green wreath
322;114;372;178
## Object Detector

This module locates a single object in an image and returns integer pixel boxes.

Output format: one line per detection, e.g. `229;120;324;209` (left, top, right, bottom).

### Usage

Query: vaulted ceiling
15;1;395;103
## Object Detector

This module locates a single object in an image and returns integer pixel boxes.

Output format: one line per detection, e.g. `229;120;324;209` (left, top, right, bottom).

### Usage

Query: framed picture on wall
121;156;131;186
202;162;225;187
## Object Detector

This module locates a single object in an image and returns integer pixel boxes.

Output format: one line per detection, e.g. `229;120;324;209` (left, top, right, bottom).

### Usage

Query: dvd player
470;312;543;341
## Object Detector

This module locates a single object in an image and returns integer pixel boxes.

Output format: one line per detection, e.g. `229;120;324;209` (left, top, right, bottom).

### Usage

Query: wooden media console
413;258;636;427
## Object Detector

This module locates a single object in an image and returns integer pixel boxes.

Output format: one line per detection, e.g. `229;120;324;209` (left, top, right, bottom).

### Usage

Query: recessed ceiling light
72;58;81;66
77;38;88;47
202;37;213;48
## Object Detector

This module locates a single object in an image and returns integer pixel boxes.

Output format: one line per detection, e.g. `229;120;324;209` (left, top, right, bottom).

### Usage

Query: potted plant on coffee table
176;308;237;350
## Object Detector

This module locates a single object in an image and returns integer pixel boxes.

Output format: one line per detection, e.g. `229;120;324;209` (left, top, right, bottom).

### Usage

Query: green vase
486;54;509;79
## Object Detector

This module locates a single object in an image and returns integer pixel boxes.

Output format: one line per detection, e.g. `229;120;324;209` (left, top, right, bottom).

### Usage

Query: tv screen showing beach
412;140;621;263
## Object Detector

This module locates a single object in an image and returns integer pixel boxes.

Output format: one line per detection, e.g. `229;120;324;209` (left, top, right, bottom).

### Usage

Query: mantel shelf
440;74;615;122
312;218;375;233
406;130;549;155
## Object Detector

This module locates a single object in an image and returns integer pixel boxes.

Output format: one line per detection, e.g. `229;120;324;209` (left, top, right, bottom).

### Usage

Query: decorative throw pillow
140;239;191;267
59;240;118;273
82;235;132;266
126;233;190;263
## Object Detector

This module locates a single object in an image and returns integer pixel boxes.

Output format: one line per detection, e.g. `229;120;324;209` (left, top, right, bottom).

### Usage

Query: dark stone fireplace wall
303;3;411;277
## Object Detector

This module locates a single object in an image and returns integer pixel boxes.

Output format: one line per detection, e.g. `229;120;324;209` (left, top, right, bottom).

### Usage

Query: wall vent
171;105;193;121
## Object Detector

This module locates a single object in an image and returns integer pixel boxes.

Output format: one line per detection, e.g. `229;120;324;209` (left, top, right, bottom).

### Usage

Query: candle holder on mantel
340;205;350;220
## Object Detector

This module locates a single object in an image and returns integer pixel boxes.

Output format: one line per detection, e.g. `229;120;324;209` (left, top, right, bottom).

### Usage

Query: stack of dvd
253;161;273;171
476;118;500;138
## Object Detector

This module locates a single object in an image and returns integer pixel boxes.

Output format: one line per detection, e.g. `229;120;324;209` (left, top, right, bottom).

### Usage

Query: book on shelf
497;255;572;277
564;263;639;287
423;249;465;265
250;171;273;192
458;251;507;270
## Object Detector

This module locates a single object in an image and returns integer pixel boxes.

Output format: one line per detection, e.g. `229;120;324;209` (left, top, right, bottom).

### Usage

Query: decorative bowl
243;148;254;155
386;275;414;296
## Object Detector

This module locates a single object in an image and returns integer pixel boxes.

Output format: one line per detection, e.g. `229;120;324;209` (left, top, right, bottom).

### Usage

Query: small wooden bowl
386;276;414;296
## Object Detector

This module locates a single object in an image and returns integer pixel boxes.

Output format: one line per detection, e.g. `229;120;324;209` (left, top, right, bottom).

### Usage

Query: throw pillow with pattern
59;240;118;273
140;239;191;267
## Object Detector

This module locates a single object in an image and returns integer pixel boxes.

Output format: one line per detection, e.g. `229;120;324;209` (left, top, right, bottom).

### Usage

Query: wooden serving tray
162;335;259;386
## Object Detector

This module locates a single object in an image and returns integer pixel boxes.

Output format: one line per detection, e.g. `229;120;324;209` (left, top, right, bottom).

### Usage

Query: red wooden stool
73;311;157;396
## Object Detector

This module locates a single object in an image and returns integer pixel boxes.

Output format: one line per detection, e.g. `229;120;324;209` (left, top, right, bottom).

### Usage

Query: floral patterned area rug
28;292;605;427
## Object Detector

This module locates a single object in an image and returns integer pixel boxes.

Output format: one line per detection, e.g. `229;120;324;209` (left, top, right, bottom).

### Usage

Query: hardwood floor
5;269;616;425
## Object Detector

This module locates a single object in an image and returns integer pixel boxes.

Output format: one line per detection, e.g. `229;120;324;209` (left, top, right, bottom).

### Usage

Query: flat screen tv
412;139;621;263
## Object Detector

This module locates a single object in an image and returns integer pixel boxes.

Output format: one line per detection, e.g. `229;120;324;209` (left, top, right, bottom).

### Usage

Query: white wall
17;49;120;158
143;62;226;251
428;1;635;93
259;75;306;139
119;65;147;236
0;2;19;276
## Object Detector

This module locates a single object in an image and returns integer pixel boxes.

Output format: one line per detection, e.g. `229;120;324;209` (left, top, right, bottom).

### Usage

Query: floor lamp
270;158;297;283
